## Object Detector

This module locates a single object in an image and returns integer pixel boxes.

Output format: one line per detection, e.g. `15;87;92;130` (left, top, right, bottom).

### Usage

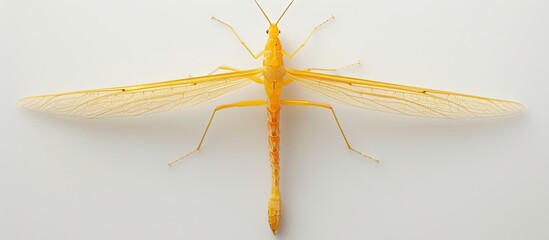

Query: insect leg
303;60;361;72
208;65;263;84
168;100;267;166
283;15;335;59
280;100;379;163
208;66;243;75
211;16;264;59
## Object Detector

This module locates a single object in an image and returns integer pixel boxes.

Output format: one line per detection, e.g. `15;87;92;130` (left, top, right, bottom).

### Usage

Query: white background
1;0;548;239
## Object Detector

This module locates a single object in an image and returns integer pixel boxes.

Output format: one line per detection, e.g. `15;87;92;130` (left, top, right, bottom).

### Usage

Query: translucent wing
287;69;524;118
19;69;262;118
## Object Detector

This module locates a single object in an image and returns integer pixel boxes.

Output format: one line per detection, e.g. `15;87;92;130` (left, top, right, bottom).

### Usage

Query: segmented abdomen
265;75;282;234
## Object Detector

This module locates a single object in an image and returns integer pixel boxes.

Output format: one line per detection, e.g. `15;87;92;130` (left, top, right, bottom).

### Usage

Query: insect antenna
253;0;272;24
276;0;295;24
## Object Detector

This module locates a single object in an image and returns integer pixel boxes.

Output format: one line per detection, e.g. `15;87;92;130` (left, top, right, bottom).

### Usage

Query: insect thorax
263;37;285;82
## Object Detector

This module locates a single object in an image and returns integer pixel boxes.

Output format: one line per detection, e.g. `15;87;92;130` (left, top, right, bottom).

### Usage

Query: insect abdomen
266;87;282;234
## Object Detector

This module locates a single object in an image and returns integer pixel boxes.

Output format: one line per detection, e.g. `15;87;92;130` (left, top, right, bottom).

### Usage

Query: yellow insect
18;0;524;235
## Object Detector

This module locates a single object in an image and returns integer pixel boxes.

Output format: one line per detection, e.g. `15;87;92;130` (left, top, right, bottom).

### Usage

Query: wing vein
298;79;450;117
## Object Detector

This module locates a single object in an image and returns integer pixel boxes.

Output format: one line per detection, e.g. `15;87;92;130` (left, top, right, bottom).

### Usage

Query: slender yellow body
263;24;285;234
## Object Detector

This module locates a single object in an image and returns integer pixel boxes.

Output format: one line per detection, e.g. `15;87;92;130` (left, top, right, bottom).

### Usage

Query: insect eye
279;30;281;33
266;30;269;34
